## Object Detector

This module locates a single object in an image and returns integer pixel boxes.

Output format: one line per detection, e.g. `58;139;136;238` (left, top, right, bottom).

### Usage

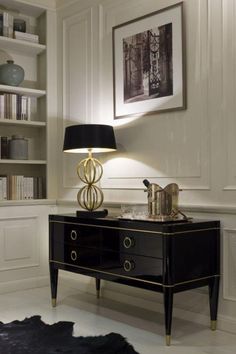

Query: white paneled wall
0;204;57;293
57;0;236;333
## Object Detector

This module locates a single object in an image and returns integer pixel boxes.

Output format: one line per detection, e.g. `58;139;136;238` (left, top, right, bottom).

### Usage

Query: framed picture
112;2;185;119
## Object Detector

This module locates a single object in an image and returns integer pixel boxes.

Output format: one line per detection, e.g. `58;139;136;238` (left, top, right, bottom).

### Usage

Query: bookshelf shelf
0;36;46;55
0;159;47;165
0;119;46;127
0;85;46;97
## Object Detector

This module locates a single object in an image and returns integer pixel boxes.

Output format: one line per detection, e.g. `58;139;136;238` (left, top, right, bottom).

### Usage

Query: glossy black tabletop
49;213;220;234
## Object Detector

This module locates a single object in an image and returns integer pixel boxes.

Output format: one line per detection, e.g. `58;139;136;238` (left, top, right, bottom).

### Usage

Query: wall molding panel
62;7;93;188
223;229;236;301
222;0;236;190
0;217;39;272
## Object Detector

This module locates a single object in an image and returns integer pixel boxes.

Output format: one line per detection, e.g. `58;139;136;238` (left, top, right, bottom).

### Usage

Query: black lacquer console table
49;214;220;345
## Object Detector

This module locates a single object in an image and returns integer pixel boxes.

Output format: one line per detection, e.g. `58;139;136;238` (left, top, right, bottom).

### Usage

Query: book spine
3;12;13;38
23;177;27;199
0;14;3;36
2;176;7;200
17;95;21;120
0;95;4;119
29;177;33;199
0;136;8;159
8;175;11;200
11;94;17;120
27;97;31;121
21;96;27;120
0;178;2;200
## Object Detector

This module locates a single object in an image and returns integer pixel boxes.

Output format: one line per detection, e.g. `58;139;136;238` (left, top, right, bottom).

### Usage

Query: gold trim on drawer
49;259;220;288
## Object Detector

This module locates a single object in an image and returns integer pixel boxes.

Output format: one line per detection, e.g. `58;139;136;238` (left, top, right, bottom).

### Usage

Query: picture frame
112;2;185;119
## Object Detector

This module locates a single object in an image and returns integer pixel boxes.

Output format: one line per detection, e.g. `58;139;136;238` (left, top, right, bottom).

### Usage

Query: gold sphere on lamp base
77;185;103;211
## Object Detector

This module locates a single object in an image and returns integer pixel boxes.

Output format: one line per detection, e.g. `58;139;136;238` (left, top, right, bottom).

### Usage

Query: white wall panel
0;204;57;294
223;229;236;301
222;0;236;190
0;217;38;271
62;8;93;188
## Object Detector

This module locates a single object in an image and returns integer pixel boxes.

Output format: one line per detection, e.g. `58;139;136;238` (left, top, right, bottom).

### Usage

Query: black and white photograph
123;23;173;104
113;3;185;119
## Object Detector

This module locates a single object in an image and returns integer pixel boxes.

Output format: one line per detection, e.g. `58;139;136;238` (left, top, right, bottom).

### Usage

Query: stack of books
0;93;31;120
14;31;39;43
0;175;44;200
0;12;13;37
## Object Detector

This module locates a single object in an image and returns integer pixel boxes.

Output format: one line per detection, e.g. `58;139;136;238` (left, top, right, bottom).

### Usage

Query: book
2;176;7;200
14;30;39;43
11;94;17;120
3;12;13;38
0;136;8;159
21;96;28;120
0;94;4;119
0;14;3;36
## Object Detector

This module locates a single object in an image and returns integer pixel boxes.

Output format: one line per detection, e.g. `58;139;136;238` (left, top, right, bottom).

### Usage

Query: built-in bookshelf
0;0;55;202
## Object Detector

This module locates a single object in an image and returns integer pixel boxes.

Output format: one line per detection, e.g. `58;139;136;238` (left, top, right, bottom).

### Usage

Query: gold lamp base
77;151;105;214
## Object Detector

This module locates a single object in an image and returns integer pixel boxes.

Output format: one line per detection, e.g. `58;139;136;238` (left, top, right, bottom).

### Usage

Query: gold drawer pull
70;230;78;241
123;236;134;249
71;250;78;261
123;260;135;272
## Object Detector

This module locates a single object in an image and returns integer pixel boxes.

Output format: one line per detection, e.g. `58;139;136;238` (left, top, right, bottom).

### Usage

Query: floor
0;284;236;354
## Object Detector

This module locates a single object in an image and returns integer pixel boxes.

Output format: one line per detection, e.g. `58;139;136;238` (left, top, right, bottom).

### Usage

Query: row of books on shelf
0;11;39;43
0;93;31;121
0;175;44;200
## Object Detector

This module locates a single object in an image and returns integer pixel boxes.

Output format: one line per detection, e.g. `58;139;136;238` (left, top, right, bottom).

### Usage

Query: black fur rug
0;315;139;354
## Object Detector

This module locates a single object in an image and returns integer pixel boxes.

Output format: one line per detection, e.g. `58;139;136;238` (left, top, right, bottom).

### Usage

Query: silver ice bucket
144;180;180;219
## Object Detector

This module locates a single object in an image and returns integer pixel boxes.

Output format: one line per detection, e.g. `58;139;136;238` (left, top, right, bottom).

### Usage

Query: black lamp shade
63;124;117;153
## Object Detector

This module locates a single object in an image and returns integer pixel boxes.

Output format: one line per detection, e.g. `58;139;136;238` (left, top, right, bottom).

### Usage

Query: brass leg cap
166;335;171;346
51;298;57;307
211;320;217;331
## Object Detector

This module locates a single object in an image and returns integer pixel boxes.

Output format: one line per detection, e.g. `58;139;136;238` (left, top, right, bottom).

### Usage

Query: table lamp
63;124;117;218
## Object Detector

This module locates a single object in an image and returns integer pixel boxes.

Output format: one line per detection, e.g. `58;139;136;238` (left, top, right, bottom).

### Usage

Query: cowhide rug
0;315;139;354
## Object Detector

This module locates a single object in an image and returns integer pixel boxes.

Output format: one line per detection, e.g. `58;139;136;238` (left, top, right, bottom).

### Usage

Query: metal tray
117;215;191;223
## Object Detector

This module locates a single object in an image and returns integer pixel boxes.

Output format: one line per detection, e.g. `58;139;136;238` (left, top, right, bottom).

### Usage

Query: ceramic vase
0;60;25;86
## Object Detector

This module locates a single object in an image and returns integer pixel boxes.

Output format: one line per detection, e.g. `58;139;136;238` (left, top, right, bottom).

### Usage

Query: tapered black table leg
208;276;220;330
163;287;173;346
49;263;58;307
95;278;101;298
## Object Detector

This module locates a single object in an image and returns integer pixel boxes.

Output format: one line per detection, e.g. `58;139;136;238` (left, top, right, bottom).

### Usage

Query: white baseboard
0;276;49;294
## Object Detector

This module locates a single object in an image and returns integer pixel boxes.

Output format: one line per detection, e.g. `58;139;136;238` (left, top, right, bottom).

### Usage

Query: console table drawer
101;251;162;281
102;229;163;259
52;244;101;268
51;222;101;248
